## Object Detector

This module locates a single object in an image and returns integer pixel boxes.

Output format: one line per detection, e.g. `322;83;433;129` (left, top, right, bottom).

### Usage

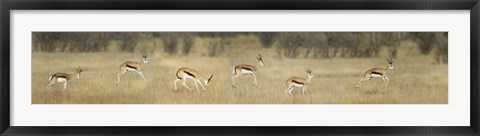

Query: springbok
174;67;213;92
116;50;149;85
47;67;83;92
231;54;265;88
285;67;314;95
355;58;395;89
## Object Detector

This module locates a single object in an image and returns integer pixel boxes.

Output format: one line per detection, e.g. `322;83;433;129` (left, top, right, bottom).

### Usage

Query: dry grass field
32;46;448;104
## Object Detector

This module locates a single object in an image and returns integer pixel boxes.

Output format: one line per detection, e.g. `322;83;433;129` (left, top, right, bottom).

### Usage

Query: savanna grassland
32;39;447;104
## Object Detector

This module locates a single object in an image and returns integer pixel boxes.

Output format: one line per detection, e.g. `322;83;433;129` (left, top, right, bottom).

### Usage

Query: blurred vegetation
32;32;448;64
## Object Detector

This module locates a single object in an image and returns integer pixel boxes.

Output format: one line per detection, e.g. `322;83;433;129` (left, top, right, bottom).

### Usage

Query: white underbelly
126;67;137;72
56;78;67;83
371;74;383;78
241;69;253;75
183;75;195;79
293;83;304;88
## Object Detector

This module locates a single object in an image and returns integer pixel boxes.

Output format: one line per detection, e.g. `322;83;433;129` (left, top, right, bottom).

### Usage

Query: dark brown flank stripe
371;71;383;76
126;64;137;70
57;76;67;79
241;67;253;71
292;80;304;85
184;71;195;78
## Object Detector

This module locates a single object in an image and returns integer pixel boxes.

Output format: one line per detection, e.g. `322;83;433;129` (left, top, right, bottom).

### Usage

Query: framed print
1;0;479;135
29;31;449;104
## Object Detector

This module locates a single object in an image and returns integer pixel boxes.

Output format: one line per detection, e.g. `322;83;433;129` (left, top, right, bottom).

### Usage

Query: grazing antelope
116;50;149;85
285;67;314;95
47;67;83;92
174;67;213;92
355;58;395;89
231;54;265;88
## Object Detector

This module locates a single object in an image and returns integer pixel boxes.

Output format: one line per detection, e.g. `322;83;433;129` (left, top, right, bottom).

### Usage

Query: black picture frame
1;0;479;135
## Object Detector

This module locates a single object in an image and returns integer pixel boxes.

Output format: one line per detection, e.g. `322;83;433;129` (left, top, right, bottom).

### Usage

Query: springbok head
257;54;265;66
76;67;83;79
306;67;314;78
141;50;149;64
205;75;213;87
387;58;395;70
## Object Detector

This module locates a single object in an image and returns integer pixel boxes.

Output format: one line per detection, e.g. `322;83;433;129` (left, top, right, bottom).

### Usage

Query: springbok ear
141;49;148;58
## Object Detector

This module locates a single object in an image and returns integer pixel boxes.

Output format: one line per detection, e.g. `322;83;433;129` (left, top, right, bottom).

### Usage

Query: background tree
155;32;179;55
434;32;448;64
32;32;447;64
257;32;277;48
410;32;437;55
277;32;307;58
207;37;228;57
108;32;139;52
182;33;195;56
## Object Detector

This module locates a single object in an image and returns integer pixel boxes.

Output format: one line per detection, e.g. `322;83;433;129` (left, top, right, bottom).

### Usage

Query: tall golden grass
32;47;447;104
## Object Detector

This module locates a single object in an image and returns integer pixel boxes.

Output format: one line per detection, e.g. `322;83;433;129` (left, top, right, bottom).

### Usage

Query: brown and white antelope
116;50;149;85
174;67;213;92
285;67;314;95
47;67;83;92
231;54;265;88
355;58;395;89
